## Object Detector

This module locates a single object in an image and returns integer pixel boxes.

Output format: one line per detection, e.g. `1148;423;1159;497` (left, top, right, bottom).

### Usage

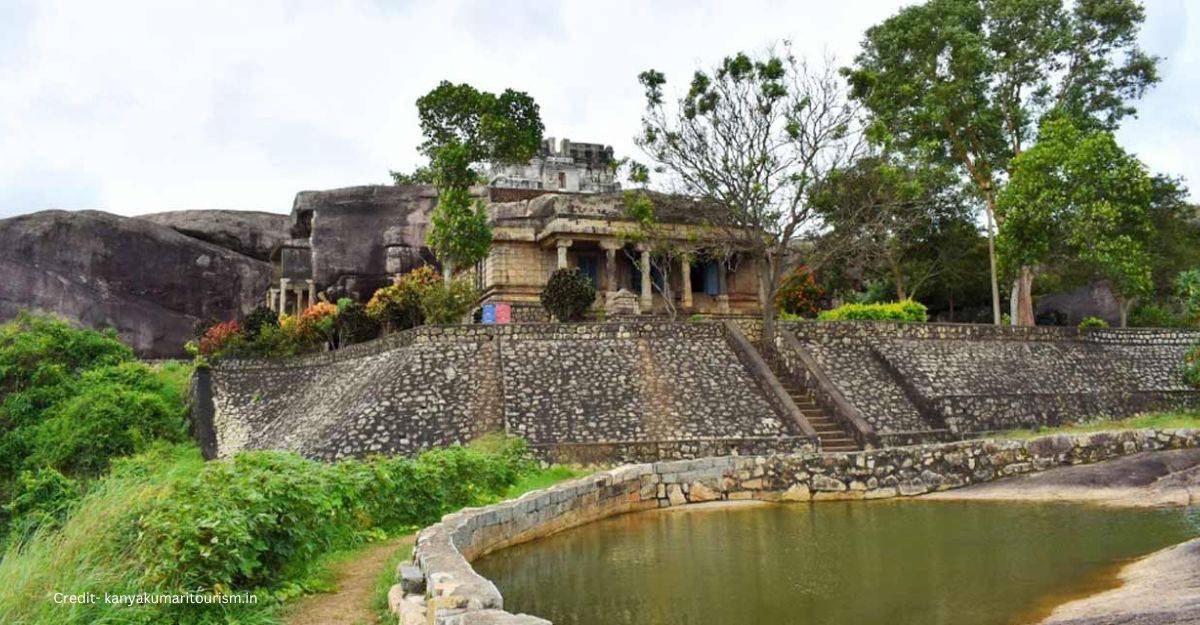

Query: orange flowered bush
198;320;243;356
775;265;824;318
367;266;443;332
298;302;338;348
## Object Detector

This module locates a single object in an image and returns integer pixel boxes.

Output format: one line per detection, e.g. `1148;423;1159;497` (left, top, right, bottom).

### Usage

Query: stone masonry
207;321;814;462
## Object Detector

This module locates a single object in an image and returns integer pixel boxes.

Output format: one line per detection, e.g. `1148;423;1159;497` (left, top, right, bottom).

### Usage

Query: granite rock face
292;185;441;298
0;210;273;357
140;209;290;262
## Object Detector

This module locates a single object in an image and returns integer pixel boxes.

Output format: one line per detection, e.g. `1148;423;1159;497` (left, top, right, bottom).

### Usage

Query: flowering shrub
297;302;338;347
198;320;243;356
775;265;824;317
817;299;928;322
368;266;442;332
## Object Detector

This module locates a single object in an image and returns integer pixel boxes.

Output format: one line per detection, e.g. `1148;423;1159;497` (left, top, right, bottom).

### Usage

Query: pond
472;501;1197;625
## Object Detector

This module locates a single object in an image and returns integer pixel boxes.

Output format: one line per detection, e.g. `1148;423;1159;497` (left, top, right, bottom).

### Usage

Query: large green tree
810;156;975;302
997;117;1154;326
845;0;1159;325
415;81;544;278
636;48;863;342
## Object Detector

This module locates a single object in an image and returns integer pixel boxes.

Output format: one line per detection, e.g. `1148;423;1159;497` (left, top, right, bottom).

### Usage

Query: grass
993;409;1200;440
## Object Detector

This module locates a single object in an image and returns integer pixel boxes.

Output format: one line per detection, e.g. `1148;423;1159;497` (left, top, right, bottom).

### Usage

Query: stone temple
267;137;764;321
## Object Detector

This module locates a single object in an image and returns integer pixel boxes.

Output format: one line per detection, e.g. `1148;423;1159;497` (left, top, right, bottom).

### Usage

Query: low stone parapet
396;428;1200;624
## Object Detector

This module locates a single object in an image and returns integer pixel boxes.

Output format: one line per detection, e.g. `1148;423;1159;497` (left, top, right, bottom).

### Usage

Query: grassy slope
993;409;1200;440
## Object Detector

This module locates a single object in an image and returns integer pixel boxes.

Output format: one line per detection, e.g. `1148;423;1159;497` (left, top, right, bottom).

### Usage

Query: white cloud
0;0;1194;218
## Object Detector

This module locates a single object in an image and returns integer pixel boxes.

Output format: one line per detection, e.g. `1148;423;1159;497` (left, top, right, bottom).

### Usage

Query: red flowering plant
197;320;245;357
775;265;825;318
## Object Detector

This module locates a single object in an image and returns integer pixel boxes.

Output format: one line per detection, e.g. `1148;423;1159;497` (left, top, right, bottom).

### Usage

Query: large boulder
140;209;290;262
292;185;440;298
0;210;273;357
1035;281;1122;327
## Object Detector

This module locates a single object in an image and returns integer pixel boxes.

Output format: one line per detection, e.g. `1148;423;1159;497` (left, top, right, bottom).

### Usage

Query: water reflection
473;501;1196;625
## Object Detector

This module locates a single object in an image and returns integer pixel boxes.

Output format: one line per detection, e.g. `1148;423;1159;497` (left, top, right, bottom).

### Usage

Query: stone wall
208;321;813;462
393;428;1200;625
779;321;1200;442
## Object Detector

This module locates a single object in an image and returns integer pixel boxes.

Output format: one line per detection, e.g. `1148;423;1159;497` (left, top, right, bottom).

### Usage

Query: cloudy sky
0;0;1195;218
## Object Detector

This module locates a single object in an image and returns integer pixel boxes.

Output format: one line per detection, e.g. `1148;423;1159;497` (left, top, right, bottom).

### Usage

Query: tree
997;117;1154;327
636;47;863;342
845;0;1160;325
415;81;545;278
540;269;596;322
809;156;974;301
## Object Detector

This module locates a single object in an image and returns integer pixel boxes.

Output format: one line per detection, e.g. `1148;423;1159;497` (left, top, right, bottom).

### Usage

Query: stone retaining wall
209;321;812;461
394;429;1200;624
780;321;1200;442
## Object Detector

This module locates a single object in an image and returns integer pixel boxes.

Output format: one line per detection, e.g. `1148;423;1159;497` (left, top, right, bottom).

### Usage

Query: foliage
420;279;478;325
241;306;279;340
416;81;543;275
1185;346;1200;389
1145;177;1200;303
298;302;339;349
846;0;1160;324
817;299;928;322
1128;303;1188;328
637;45;862;341
997;118;1154;326
334;299;379;347
367;266;443;331
994;408;1200;439
1078;316;1110;329
192;317;219;341
389;165;435;185
1178;269;1200;325
3;468;79;539
774;265;824;318
0;438;544;625
540;269;597;322
197;320;244;357
0;316;191;540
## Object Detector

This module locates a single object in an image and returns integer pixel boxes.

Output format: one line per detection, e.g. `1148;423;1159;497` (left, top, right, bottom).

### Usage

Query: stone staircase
768;359;860;452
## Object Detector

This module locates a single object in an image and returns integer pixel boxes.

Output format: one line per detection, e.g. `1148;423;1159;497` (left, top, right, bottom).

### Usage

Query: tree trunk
984;205;1002;326
759;259;777;347
1015;265;1035;326
1118;296;1135;328
442;260;455;282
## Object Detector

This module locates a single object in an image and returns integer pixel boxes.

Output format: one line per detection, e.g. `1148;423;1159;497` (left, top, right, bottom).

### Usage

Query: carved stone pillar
681;256;693;310
716;263;730;314
639;248;653;312
556;239;573;270
308;281;316;312
294;285;305;315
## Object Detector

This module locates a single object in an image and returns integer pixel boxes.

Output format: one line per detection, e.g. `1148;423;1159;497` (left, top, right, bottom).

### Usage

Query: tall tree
415;81;544;278
997;117;1154;327
636;47;863;342
845;0;1159;325
809;156;973;301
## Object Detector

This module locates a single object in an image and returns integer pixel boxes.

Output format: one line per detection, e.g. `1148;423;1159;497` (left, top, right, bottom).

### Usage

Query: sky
0;0;1196;218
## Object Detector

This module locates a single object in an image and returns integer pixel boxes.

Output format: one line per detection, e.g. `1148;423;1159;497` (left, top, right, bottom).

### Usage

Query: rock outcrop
0;210;272;357
140;209;290;262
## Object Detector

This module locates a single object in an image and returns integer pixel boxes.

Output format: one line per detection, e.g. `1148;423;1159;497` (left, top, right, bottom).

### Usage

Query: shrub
241;305;279;340
335;299;379;347
1177;269;1200;325
1078;316;1110;329
367;266;442;332
421;279;477;324
197;320;244;357
130;438;532;593
775;265;824;317
541;268;596;322
1129;303;1188;328
817;299;927;322
1185;345;1200;389
3;468;79;538
298;302;338;348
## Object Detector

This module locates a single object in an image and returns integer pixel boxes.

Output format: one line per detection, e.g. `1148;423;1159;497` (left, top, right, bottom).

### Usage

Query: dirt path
283;536;414;625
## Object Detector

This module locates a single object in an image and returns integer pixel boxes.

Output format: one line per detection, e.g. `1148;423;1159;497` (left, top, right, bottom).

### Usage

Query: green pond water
472;501;1198;625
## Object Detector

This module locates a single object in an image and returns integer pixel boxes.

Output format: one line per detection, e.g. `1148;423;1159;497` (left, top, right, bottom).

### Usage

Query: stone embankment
390;429;1199;625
